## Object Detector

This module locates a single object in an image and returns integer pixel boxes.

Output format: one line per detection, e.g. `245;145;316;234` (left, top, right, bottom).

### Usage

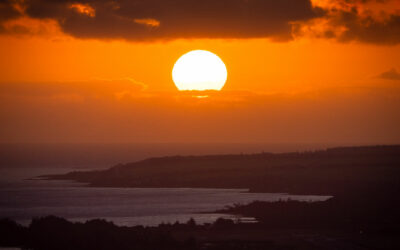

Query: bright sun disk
172;50;227;91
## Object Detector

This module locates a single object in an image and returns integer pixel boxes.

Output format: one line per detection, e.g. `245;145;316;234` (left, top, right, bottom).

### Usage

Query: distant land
0;142;335;168
44;145;400;196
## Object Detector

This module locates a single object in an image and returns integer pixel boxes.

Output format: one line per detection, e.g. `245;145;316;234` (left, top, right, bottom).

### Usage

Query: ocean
0;167;331;226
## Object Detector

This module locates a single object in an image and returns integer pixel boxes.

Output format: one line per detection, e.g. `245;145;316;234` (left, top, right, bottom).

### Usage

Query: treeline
0;216;240;250
217;194;400;230
0;216;289;250
2;195;400;250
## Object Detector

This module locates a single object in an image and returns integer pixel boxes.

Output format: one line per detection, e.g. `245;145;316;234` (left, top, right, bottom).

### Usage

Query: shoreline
38;145;400;196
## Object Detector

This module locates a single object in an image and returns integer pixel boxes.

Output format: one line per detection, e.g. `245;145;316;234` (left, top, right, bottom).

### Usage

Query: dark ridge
216;195;400;229
2;207;400;250
42;145;400;195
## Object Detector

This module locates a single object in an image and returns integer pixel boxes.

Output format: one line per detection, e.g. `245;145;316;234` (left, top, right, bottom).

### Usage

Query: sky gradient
0;0;399;144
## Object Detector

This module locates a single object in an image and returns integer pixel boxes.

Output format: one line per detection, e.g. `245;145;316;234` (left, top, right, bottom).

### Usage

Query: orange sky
0;0;400;144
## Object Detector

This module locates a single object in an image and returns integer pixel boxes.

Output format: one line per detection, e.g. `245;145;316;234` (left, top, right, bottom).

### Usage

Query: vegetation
2;198;400;250
0;216;194;250
217;195;400;229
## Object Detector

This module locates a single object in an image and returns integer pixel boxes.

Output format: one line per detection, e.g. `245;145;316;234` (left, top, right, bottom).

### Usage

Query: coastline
39;145;400;196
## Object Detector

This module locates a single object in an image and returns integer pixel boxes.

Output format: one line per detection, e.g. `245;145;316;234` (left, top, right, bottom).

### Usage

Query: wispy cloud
69;3;96;17
377;68;400;81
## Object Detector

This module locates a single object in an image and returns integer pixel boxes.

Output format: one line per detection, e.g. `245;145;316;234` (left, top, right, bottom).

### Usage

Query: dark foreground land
2;145;400;249
1;197;400;250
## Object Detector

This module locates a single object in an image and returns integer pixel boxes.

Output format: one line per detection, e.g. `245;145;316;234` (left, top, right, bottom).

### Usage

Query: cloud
134;18;160;28
1;81;400;144
0;0;21;22
378;68;400;80
326;9;400;45
0;78;147;101
5;0;323;41
295;0;400;45
69;3;96;17
1;0;399;44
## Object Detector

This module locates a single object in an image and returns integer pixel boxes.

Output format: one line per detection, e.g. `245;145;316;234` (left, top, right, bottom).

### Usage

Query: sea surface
0;167;332;226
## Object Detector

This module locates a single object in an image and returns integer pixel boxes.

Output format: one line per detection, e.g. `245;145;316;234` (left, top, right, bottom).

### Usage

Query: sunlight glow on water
0;168;331;226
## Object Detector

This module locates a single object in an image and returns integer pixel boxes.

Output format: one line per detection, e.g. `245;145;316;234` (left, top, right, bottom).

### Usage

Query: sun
172;50;227;91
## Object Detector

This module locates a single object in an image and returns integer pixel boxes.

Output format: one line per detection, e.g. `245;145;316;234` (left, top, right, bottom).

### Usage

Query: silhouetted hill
217;195;400;229
0;216;192;250
44;145;400;195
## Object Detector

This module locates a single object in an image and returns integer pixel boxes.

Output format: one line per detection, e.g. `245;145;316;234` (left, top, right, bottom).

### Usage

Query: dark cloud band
1;0;399;44
17;0;324;41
